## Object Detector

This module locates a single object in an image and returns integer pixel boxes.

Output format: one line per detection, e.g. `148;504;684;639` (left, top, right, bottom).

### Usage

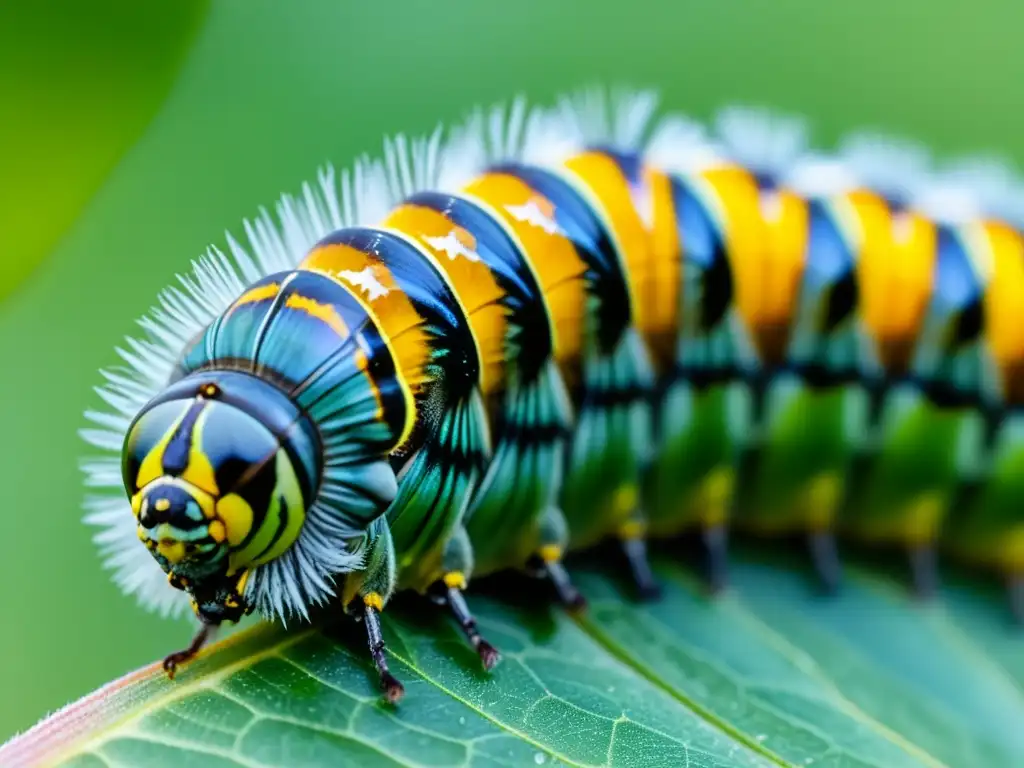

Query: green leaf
5;553;1023;768
0;0;208;301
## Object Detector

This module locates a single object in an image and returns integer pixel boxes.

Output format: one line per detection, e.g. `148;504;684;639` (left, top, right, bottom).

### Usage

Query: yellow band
363;591;384;612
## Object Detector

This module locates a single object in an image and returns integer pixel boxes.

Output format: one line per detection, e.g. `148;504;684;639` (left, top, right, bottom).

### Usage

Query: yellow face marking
157;539;186;564
381;204;510;394
363;591;384;611
135;408;187;491
208;519;226;544
234;281;281;307
179;407;219;497
250;451;307;567
285;293;350;337
201;383;219;398
461;173;588;369
154;498;171;513
130;492;144;518
216;493;254;548
836;189;937;374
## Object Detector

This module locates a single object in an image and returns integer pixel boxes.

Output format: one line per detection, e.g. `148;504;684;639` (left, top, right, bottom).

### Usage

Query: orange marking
461;173;588;371
300;243;423;448
836;189;937;374
233;282;281;307
697;167;809;365
382;204;509;393
284;293;349;337
977;219;1024;403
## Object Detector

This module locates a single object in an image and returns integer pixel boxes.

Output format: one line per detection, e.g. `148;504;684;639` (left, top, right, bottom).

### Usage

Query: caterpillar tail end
808;529;843;596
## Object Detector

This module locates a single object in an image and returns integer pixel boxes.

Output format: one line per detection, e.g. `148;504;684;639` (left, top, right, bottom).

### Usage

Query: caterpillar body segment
82;89;1024;699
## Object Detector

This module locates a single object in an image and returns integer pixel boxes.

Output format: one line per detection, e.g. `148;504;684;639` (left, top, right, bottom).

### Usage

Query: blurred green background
3;0;1024;743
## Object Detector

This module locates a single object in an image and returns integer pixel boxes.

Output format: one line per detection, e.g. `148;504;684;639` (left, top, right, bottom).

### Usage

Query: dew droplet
755;734;767;743
533;753;546;765
606;685;616;693
458;716;466;725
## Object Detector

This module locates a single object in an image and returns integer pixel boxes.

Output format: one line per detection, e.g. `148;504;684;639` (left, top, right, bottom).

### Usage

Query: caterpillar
81;88;1024;702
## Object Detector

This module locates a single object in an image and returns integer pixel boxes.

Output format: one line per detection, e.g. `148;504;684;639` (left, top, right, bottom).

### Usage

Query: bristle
837;130;933;205
644;114;723;175
785;152;860;198
915;153;1024;226
714;105;810;181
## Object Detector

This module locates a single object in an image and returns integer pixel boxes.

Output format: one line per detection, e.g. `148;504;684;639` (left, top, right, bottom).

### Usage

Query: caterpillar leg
530;506;585;611
162;622;216;679
361;593;404;704
701;522;730;594
807;529;843;595
908;543;940;600
531;548;587;611
351;520;403;702
1007;574;1024;626
434;527;500;670
435;573;501;670
618;520;661;600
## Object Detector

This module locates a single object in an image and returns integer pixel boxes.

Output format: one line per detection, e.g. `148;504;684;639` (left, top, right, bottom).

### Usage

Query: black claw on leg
701;523;729;595
163;623;215;679
908;543;940;601
442;583;501;670
808;529;843;595
363;603;404;703
530;555;586;612
621;537;661;600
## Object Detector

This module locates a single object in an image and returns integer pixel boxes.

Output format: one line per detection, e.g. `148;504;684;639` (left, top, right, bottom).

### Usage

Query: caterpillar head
122;372;322;625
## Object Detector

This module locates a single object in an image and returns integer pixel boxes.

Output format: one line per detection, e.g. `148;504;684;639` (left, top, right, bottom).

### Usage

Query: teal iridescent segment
946;411;1024;572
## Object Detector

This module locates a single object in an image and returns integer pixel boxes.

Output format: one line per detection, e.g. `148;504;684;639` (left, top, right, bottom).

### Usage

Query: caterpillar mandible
81;88;1024;701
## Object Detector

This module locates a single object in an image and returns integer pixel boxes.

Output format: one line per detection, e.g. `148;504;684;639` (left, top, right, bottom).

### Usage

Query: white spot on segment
423;230;481;262
505;199;563;235
338;266;389;301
